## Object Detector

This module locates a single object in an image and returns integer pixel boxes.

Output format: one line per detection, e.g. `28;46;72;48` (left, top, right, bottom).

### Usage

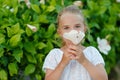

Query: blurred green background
0;0;120;80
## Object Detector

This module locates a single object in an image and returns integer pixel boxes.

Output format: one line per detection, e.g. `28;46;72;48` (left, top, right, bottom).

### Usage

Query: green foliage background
0;0;120;80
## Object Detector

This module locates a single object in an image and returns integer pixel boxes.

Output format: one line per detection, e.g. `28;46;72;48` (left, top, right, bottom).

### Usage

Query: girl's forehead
59;13;83;24
60;13;84;22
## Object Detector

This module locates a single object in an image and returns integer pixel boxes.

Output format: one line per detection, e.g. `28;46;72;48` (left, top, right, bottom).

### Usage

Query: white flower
6;6;10;9
27;24;37;32
10;8;14;13
40;0;45;4
26;2;31;8
97;37;111;55
25;0;31;8
73;1;83;7
116;0;120;3
63;30;85;45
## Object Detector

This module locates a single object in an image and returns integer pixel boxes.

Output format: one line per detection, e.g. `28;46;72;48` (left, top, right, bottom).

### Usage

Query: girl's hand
68;44;87;64
61;45;76;66
61;40;87;65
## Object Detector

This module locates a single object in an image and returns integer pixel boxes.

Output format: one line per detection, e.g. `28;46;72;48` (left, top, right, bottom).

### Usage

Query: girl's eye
75;25;81;28
64;26;69;29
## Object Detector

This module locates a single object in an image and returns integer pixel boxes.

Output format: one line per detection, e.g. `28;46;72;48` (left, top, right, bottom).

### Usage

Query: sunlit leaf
31;4;40;13
45;23;56;38
38;14;49;23
37;42;46;49
26;53;37;64
9;34;21;47
11;23;20;35
0;47;4;57
24;42;36;55
12;49;23;63
24;64;35;75
8;63;18;76
0;33;5;44
46;6;55;12
0;69;7;80
35;74;42;80
45;40;53;54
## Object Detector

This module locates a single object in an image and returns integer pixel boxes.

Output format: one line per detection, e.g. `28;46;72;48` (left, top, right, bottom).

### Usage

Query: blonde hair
57;5;85;27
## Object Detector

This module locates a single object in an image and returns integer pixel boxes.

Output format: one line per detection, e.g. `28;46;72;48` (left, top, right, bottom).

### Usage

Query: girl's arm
80;59;108;80
69;45;108;80
45;61;66;80
45;46;74;80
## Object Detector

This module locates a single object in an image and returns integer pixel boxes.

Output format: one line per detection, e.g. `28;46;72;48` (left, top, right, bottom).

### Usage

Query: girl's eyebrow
75;23;84;26
75;23;81;25
62;24;70;27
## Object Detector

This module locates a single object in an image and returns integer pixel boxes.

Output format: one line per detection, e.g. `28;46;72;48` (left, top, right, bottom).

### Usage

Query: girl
42;5;108;80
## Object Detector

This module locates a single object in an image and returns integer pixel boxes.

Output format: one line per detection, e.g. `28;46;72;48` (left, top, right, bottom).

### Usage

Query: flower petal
63;30;85;45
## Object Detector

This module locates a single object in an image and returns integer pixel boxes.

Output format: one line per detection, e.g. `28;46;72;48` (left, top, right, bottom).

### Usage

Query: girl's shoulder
47;48;63;57
84;46;105;66
49;48;62;53
83;46;101;58
84;46;99;52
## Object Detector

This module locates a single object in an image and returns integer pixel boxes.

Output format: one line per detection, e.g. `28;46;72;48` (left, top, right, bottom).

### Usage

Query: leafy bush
0;0;120;80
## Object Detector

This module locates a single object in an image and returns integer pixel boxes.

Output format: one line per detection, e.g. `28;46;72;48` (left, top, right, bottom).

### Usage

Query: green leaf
0;47;4;57
8;63;18;76
24;42;36;55
49;0;56;6
6;23;23;37
24;64;35;75
105;24;115;32
12;49;23;63
87;34;94;43
31;4;40;13
46;5;55;12
36;54;44;63
38;15;49;23
87;1;96;10
11;23;20;35
0;33;5;44
7;27;12;37
26;53;37;64
12;0;18;8
25;27;33;36
35;74;42;80
0;57;8;67
37;42;46;49
9;34;21;47
97;6;107;15
45;40;53;54
99;0;111;7
45;23;56;38
0;69;7;80
13;7;18;15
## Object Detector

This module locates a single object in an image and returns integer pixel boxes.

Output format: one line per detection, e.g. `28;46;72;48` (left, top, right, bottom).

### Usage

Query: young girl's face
58;13;86;44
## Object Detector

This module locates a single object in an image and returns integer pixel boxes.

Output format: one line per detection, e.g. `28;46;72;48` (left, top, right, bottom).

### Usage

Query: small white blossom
97;37;111;55
73;1;83;7
63;30;85;45
10;8;14;13
25;0;31;8
116;0;120;3
27;24;37;32
6;6;10;9
26;2;31;8
40;0;45;4
18;0;24;3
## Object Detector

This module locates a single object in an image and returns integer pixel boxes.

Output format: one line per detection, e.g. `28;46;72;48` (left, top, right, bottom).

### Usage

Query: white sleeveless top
42;46;105;80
